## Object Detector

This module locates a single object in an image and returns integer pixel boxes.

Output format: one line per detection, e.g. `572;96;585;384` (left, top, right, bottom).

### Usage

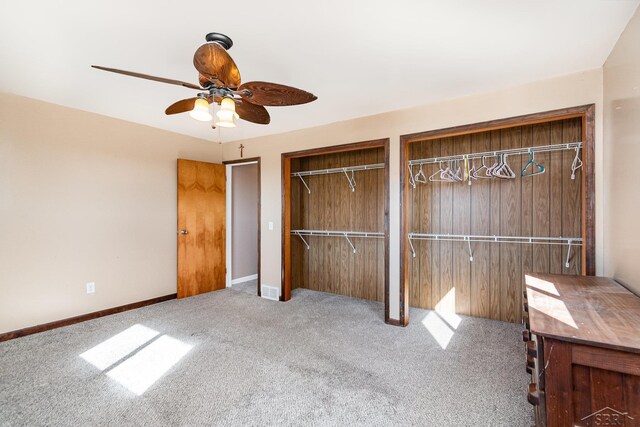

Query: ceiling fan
92;32;317;128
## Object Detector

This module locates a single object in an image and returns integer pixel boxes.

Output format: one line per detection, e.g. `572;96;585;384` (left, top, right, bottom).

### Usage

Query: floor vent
261;285;280;301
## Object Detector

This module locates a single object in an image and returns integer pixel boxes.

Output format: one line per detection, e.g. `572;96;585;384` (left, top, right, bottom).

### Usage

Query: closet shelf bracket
565;239;574;269
343;233;356;253
295;231;310;250
343;169;356;192
409;236;416;258
297;175;311;194
408;164;417;189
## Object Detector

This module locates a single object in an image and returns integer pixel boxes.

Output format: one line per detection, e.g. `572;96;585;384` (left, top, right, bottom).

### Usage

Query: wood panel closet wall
402;107;595;325
282;139;389;316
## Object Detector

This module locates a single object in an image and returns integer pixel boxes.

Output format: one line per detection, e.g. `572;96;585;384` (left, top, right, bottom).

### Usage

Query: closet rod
408;233;582;266
292;229;384;238
408;142;582;166
292;230;384;254
291;163;384;177
291;163;383;194
408;233;582;244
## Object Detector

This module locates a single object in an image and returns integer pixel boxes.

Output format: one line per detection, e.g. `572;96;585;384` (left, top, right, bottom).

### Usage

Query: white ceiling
0;1;637;143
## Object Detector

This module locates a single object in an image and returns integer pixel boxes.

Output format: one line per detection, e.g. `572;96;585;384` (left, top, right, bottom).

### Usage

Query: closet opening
224;158;261;296
281;139;391;322
399;105;595;326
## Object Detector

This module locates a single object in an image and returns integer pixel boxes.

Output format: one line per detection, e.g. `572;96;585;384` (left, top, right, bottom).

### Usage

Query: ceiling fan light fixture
93;32;317;129
189;97;213;122
215;97;239;128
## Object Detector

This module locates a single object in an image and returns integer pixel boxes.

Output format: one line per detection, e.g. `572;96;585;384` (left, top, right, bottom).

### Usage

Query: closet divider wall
282;139;390;320
400;105;595;325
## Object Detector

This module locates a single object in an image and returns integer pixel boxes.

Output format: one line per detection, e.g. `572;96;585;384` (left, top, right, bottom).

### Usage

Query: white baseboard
231;274;258;285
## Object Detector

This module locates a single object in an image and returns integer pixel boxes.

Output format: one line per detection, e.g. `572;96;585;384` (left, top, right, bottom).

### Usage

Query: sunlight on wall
106;335;192;396
80;325;193;396
435;288;456;314
80;324;159;370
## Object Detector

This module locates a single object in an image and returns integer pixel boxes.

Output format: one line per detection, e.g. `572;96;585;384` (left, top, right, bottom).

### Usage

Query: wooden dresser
523;273;640;427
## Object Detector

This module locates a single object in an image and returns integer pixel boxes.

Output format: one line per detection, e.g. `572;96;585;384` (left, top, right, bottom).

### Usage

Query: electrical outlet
86;282;95;294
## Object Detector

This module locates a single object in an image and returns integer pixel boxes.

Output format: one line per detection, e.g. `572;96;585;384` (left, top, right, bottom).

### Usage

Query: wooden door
177;159;226;298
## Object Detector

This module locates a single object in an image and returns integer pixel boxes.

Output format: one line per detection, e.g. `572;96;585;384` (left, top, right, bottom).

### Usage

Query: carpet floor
0;288;533;426
230;280;258;296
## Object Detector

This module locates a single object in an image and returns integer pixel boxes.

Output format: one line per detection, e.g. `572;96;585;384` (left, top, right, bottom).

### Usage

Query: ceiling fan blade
165;98;199;115
199;74;214;88
237;81;317;106
236;100;270;125
193;43;241;89
91;66;203;90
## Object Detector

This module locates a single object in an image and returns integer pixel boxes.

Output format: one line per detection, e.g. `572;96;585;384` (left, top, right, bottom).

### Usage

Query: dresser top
526;274;640;353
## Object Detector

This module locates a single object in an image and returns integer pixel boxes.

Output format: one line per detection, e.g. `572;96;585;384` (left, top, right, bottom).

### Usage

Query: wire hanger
429;162;449;182
467;159;478;186
446;160;463;182
571;147;583;180
492;154;516;179
473;155;493;179
439;161;455;182
408;164;417;189
486;155;500;177
521;151;545;177
415;163;427;184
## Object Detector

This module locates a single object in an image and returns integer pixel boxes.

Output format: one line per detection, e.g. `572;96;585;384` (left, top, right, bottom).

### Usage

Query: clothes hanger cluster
422;153;524;185
409;147;582;187
424;160;463;183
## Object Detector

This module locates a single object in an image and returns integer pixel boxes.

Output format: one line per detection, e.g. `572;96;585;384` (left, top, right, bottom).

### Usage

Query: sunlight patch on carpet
106;335;192;395
422;312;455;350
80;324;159;370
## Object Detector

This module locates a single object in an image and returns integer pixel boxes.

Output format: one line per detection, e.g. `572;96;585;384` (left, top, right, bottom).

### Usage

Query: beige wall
604;7;640;294
231;163;259;280
223;69;605;321
0;67;611;331
0;92;220;333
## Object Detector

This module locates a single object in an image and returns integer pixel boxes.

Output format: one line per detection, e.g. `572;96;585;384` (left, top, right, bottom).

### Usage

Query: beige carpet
0;288;533;426
230;279;258;295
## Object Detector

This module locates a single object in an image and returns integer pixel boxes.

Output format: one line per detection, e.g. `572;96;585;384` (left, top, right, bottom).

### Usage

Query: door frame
398;104;596;326
223;157;262;296
281;139;391;322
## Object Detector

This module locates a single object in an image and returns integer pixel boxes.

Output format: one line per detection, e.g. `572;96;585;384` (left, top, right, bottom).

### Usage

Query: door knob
179;229;189;235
